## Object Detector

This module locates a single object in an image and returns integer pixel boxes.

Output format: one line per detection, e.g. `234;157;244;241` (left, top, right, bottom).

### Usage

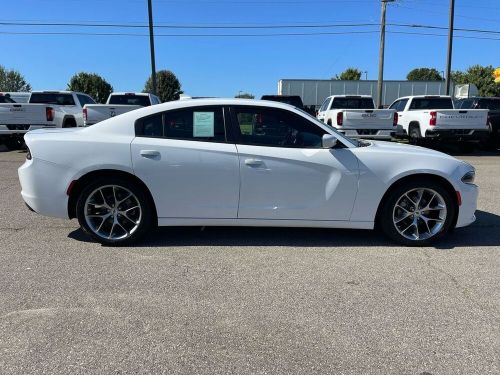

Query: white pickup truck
0;103;56;149
0;91;96;149
389;95;489;145
317;95;397;140
83;92;160;126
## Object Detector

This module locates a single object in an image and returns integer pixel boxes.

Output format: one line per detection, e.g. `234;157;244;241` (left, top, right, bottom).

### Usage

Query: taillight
83;107;87;122
46;107;55;121
337;112;343;126
429;111;437;126
393;112;398;126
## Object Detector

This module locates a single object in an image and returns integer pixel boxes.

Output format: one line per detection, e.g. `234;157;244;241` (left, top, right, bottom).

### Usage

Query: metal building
278;79;452;108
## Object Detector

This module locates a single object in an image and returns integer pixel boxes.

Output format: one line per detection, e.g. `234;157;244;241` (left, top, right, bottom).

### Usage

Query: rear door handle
244;158;264;167
140;150;161;159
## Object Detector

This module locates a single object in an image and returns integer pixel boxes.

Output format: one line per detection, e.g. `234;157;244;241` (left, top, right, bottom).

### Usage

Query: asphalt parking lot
0;146;499;374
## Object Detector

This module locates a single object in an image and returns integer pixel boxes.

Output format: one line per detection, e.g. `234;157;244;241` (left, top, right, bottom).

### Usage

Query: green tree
0;65;32;92
67;72;113;103
407;68;443;81
333;68;362;80
235;92;255;99
144;70;183;102
450;65;500;97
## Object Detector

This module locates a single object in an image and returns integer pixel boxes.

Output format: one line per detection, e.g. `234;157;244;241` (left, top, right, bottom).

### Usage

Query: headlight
461;170;475;184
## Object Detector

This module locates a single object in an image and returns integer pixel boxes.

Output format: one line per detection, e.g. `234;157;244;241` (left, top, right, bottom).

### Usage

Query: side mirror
322;134;338;149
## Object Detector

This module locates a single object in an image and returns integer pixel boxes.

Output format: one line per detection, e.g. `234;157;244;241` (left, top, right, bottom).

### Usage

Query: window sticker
193;112;215;137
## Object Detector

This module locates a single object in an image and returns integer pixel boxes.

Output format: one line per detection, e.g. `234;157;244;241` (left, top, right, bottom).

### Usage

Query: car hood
365;140;457;160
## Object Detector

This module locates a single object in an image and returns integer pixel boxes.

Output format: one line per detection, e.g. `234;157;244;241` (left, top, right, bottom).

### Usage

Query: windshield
295;107;358;147
109;95;151;106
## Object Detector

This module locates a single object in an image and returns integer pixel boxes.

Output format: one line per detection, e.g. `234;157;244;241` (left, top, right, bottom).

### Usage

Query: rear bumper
339;129;395;140
425;129;489;141
0;124;56;137
18;158;71;219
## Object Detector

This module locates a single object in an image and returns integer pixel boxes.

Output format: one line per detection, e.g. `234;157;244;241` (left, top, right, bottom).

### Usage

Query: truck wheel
63;118;77;128
458;142;475;154
4;137;25;150
409;124;422;146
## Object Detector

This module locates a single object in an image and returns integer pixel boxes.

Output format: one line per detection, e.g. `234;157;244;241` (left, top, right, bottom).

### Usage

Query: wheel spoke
112;186;118;207
108;222;116;239
121;213;138;225
395;212;412;224
415;189;424;209
96;215;111;232
118;193;132;205
116;222;129;236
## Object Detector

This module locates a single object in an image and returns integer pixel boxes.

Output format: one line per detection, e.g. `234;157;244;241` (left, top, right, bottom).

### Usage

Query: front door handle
244;158;264;167
140;150;161;159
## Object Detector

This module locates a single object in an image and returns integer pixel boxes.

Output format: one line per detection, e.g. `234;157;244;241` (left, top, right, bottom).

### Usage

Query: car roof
111;92;151;96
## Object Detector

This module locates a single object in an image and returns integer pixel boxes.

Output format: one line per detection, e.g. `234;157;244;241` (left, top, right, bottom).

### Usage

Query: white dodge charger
18;99;477;246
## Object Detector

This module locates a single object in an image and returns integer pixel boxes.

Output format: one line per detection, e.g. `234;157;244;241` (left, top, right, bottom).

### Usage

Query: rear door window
135;106;227;143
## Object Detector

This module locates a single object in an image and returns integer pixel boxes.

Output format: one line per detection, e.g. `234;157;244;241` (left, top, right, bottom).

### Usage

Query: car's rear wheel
379;180;456;246
76;177;155;246
408;124;422;146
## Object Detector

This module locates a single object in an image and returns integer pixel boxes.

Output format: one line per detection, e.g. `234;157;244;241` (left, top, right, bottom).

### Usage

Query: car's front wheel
379;179;457;246
76;177;155;246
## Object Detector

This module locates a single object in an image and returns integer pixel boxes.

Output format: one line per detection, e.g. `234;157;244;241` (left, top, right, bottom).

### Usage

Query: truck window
330;97;375;110
77;94;96;107
477;99;500;111
319;98;330;112
109;95;151;106
0;95;15;103
409;98;454;110
30;93;76;106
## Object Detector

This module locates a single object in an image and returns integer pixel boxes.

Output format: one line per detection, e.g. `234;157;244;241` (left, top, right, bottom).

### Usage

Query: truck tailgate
434;109;488;130
342;109;395;129
85;104;142;126
0;104;52;125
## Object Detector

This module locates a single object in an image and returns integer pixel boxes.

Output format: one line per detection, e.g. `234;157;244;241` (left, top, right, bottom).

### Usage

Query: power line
0;30;498;41
0;20;498;35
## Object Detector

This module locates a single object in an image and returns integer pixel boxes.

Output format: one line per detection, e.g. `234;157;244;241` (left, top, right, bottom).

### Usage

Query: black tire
378;179;457;247
408;124;422;146
457;142;475;154
4;137;25;150
63;117;77;128
76;176;156;246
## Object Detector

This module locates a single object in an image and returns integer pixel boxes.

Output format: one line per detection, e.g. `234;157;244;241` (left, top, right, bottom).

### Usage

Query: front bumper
456;182;478;228
425;129;489;141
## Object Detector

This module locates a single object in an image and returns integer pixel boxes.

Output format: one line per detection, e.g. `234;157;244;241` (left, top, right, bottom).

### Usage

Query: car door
230;105;359;221
390;99;409;128
131;105;240;219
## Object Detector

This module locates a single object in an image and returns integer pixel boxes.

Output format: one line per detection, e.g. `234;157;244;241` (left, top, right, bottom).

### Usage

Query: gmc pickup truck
83;92;160;126
456;97;500;148
0;103;56;149
316;95;397;140
0;91;96;149
389;95;489;145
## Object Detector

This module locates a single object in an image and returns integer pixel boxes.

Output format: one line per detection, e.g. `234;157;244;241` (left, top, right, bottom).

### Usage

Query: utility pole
445;0;455;95
376;0;394;109
147;0;157;96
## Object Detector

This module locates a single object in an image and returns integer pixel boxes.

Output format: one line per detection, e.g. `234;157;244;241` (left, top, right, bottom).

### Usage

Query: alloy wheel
84;185;142;240
392;188;447;241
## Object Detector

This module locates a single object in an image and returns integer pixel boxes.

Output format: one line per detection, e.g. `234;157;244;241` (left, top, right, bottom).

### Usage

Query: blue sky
1;0;499;98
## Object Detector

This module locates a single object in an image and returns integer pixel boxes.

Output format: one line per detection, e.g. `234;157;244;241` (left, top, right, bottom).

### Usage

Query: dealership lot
0;148;499;373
